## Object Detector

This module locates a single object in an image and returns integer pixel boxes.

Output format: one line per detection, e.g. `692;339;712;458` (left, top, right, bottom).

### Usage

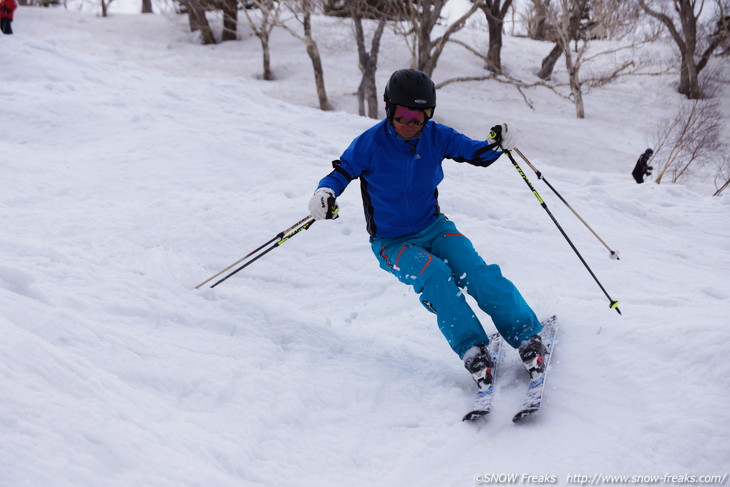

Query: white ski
512;315;559;423
462;332;502;421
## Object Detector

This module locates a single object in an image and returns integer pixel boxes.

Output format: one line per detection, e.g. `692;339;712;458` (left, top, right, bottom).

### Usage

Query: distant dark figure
632;148;654;184
0;0;17;35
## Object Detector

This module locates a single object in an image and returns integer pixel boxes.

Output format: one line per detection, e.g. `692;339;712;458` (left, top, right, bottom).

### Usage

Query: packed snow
1;4;729;487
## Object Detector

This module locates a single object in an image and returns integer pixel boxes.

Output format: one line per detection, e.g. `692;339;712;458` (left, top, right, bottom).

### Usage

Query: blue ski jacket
317;119;504;238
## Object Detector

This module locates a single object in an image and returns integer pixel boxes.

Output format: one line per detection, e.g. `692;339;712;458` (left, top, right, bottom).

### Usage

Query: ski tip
541;315;558;327
512;408;539;423
463;410;489;422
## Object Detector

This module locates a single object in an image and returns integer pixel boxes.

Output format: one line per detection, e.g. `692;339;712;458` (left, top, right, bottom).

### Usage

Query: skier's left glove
489;122;517;151
308;188;339;220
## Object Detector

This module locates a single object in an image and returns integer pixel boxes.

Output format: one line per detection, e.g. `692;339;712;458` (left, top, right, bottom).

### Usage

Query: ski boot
463;344;495;394
518;333;548;380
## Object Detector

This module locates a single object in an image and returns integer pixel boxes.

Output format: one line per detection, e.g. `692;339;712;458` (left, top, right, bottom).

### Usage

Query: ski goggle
393;105;433;126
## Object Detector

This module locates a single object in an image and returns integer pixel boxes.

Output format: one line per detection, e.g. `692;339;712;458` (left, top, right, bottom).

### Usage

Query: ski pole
512;147;620;260
210;217;315;288
194;215;315;289
490;129;621;314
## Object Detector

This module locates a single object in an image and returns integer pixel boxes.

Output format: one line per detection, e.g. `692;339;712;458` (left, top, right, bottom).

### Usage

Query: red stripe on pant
395;245;433;275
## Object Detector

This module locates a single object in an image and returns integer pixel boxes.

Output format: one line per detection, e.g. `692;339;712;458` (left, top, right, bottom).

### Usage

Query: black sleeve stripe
331;159;355;182
446;142;500;167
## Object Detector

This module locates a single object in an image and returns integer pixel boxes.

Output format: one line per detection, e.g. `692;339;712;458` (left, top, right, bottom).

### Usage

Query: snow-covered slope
1;7;729;487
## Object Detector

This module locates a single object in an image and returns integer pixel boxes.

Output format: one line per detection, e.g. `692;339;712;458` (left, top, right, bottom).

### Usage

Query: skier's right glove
308;188;339;220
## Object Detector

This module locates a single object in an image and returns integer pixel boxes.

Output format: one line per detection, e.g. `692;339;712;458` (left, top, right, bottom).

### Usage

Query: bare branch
651;89;724;185
436;71;576;109
390;0;479;76
714;155;730;196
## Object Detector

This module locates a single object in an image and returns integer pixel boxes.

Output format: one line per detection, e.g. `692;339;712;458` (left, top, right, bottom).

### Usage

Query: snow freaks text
472;473;728;485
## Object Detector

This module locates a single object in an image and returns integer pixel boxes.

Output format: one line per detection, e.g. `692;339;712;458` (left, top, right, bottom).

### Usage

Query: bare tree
474;0;514;73
651;93;724;184
244;0;283;80
713;156;730;196
543;0;646;118
721;14;730;55
537;0;587;80
180;0;216;44
321;0;390;115
345;0;393;118
638;0;730;99
393;0;481;77
353;19;386;118
524;0;551;40
99;0;114;17
447;0;655;118
536;0;640;79
279;0;332;110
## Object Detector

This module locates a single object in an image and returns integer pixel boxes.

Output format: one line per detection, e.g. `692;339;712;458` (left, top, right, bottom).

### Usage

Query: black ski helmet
383;69;436;120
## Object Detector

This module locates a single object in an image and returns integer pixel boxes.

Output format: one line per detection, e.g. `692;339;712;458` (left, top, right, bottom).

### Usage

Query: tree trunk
568;62;584;118
485;7;504;72
365;24;385;119
303;9;331;111
353;14;368;117
259;34;272;80
678;53;702;99
417;16;435;75
676;0;698;98
244;0;278;81
528;0;550;40
352;13;386;118
479;0;512;74
538;43;562;79
184;0;216;45
221;0;238;42
357;76;366;117
361;36;385;117
141;0;152;13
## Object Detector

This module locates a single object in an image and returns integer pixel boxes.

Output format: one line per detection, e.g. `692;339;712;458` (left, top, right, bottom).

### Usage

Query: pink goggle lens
393;105;432;126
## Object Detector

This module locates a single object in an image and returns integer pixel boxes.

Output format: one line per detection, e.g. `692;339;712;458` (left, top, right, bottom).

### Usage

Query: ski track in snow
1;6;729;487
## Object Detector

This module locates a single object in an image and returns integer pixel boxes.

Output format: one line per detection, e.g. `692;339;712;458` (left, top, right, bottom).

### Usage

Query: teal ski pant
370;215;542;358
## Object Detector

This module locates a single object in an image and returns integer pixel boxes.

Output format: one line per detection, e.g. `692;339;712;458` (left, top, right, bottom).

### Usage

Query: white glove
489;122;517;151
308;188;338;220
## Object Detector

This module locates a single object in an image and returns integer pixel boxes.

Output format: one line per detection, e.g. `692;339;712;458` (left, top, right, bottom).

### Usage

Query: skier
307;68;547;395
632;148;654;184
0;0;17;35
